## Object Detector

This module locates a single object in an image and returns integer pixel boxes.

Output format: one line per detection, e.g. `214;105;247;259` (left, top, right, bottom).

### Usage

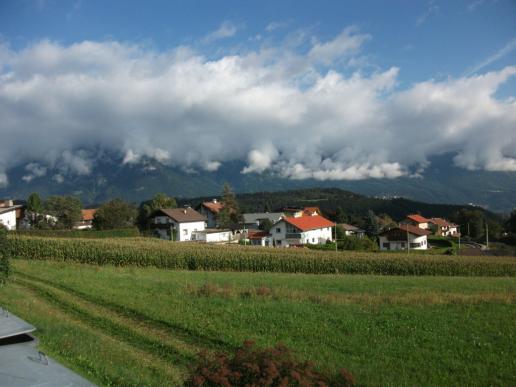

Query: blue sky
0;0;515;186
1;0;515;84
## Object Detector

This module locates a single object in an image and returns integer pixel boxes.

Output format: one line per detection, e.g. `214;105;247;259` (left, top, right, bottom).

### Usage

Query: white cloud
266;21;289;32
202;21;238;44
22;162;47;182
0;30;515;187
416;1;439;26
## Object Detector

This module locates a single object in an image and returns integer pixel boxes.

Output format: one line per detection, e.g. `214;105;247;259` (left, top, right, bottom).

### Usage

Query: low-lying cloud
0;28;515;187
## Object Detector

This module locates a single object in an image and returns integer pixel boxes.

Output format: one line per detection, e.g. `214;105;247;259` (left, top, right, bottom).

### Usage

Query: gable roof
398;224;431;236
380;224;431;239
243;212;284;224
281;215;335;232
81;209;97;221
429;217;457;227
406;214;430;223
303;207;321;215
155;208;206;223
0;205;23;215
202;201;224;214
339;223;365;232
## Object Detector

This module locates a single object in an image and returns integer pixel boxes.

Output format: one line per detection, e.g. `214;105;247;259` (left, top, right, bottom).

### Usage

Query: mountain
1;153;515;213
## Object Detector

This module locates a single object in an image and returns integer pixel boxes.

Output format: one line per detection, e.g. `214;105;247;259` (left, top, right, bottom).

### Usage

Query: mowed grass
1;260;515;386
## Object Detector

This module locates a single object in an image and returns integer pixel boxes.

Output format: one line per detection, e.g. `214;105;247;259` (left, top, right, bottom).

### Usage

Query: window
312;238;315;243
276;228;281;233
183;229;188;235
383;242;390;249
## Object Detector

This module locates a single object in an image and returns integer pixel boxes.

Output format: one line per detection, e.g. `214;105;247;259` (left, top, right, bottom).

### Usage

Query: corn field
5;235;516;276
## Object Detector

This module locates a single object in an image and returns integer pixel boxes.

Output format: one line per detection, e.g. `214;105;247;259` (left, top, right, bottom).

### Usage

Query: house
74;209;97;230
199;199;224;228
429;218;459;237
338;223;366;238
378;224;431;251
401;214;430;230
271;214;334;247
150;207;206;241
242;230;273;246
242;212;284;229
282;207;322;218
0;200;25;230
191;229;233;243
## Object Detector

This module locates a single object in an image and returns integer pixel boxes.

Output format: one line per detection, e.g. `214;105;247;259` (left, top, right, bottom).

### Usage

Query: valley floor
1;260;515;386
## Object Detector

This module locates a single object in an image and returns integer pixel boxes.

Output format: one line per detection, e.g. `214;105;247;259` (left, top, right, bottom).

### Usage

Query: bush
0;225;9;284
185;340;354;387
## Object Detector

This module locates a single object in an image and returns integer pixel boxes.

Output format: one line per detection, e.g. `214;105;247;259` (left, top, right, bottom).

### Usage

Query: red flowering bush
186;340;354;387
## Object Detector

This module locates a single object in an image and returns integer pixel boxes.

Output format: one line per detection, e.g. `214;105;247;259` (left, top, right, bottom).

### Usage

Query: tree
137;193;177;230
364;210;380;236
218;183;242;228
44;196;82;229
507;210;516;234
93;198;137;230
26;192;42;213
335;207;348;224
259;218;273;232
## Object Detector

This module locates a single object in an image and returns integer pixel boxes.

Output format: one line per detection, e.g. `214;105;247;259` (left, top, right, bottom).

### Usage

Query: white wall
0;210;16;230
152;215;205;241
193;230;232;243
271;220;332;247
379;234;428;251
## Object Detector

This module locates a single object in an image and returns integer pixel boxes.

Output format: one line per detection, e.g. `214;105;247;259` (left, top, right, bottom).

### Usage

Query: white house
378;224;431;251
198;199;224;228
74;209;97;230
191;229;233;243
0;200;24;231
271;214;334;247
150;208;206;241
429;218;459;237
401;214;431;230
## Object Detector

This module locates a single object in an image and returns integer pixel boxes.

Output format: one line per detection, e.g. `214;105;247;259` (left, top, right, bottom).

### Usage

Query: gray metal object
0;307;36;339
0;309;95;386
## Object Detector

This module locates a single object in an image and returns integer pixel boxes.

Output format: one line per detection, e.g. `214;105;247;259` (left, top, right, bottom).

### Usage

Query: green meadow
1;259;515;386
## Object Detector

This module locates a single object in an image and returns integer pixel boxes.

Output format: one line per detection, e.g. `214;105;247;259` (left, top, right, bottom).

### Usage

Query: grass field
1;259;515;386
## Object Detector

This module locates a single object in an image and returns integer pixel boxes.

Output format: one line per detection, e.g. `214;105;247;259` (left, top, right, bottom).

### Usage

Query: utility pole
467;222;470;238
458;226;461;255
334;225;338;252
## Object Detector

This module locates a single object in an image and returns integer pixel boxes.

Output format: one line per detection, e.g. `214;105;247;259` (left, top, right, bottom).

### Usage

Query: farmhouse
401;214;430;230
271;214;334;247
429;218;459;237
74;209;97;230
198;199;223;228
379;224;431;251
150;207;206;241
0;200;24;230
338;223;366;238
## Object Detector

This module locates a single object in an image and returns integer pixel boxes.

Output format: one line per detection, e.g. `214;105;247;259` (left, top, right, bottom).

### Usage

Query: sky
0;0;515;186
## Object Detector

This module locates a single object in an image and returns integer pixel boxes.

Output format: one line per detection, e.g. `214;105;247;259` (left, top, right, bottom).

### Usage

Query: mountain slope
1;154;515;212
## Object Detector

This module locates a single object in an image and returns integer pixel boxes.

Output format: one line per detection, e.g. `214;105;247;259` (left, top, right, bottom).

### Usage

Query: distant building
74;209;97;230
242;212;284;229
199;199;224;228
378;224;431;251
191;228;233;243
401;214;431;230
282;207;322;218
428;218;459;237
271;214;334;247
338;223;366;238
0;200;25;230
150;208;206;241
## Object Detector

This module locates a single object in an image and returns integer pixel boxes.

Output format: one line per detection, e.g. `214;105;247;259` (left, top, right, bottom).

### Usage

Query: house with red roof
379;224;431;251
401;214;431;230
270;214;335;247
428;218;459;237
74;209;97;230
198;199;224;228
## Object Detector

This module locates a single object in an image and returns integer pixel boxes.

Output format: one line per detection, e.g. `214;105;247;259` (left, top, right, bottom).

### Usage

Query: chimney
183;209;187;214
212;198;217;203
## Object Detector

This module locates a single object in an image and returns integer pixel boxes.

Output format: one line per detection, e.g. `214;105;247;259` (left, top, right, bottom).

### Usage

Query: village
0;194;461;252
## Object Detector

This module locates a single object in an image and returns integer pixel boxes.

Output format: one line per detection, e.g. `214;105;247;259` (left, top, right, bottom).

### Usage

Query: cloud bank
0;28;515;187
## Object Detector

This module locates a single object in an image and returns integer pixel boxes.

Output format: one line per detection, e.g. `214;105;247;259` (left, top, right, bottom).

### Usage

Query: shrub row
6;236;516;276
11;228;140;239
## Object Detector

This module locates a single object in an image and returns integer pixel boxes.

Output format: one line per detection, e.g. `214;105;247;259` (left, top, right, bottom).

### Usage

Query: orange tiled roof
398;224;432;236
429;217;457;227
81;209;97;221
303;207;321;215
406;214;429;223
202;201;224;214
282;215;335;232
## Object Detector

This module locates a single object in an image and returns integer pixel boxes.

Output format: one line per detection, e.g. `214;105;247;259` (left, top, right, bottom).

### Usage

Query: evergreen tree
137;193;177;230
364;210;380;236
27;192;42;213
44;196;82;229
218;183;242;228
